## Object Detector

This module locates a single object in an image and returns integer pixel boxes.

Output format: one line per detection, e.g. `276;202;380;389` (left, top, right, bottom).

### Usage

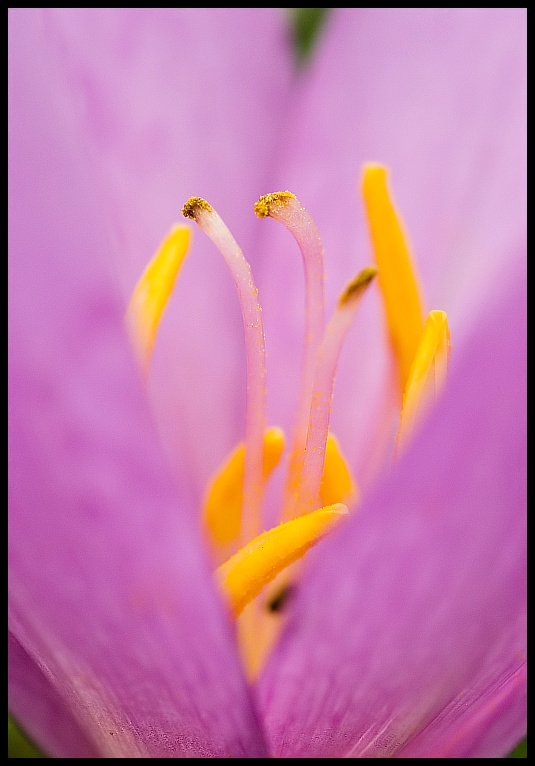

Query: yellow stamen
203;427;285;547
236;432;357;678
126;226;191;373
133;175;450;683
216;503;348;617
362;164;425;395
397;310;451;451
320;432;358;508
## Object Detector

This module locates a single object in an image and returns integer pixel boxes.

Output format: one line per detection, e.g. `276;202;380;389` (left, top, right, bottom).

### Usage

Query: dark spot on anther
266;583;295;613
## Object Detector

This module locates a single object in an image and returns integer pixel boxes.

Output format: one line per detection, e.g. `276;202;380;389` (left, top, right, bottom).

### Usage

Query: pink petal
9;9;269;756
258;262;526;757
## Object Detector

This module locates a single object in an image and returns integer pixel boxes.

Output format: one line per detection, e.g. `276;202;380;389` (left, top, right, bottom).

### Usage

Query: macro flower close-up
8;8;526;758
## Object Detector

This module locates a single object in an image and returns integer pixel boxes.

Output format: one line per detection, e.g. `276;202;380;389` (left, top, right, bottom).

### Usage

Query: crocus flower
8;8;526;759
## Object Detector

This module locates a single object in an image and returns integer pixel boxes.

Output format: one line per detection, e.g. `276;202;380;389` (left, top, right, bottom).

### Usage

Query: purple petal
9;633;99;758
399;651;526;758
9;9;268;756
28;8;294;505
258;261;526;757
254;9;526;485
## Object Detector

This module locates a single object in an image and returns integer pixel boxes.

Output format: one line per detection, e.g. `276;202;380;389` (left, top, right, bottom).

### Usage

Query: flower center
126;165;450;679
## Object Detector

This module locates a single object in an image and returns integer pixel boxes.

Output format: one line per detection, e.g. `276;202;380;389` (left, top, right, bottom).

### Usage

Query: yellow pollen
125;225;191;373
216;503;348;617
203;427;285;548
362;164;425;395
254;191;296;218
181;196;214;221
397;310;451;451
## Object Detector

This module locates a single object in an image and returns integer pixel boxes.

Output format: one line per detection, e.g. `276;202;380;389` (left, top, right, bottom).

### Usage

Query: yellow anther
320;432;359;508
216;503;348;617
254;191;296;218
338;266;378;307
397;310;451;451
203;427;285;548
362;164;425;395
181;197;214;220
126;225;191;373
